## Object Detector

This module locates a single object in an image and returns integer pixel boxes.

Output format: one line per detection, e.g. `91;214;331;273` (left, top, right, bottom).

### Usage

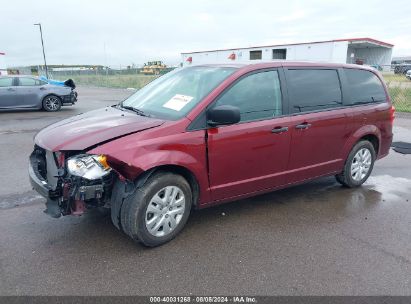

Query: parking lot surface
0;87;410;296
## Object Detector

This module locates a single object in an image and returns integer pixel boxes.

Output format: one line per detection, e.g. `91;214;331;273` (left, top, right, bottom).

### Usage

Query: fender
340;124;381;161
89;138;211;204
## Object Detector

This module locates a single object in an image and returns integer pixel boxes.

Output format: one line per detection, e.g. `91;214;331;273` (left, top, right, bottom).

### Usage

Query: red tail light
228;53;236;60
390;105;395;123
186;57;192;63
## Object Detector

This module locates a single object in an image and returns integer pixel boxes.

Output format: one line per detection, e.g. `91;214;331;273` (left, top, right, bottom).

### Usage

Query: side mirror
207;105;240;127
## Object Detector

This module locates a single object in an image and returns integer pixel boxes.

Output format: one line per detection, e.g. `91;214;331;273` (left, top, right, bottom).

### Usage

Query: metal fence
13;63;411;113
380;64;411;113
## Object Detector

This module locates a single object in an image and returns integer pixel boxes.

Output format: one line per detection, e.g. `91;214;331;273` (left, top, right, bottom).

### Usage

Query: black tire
121;172;192;247
335;140;376;188
42;95;62;112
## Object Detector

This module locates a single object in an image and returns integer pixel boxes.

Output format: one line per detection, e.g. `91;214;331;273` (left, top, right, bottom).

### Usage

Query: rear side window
215;70;282;122
287;69;342;113
0;77;13;87
344;69;386;104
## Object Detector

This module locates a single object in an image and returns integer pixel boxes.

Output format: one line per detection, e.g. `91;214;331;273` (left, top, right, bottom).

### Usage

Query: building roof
181;38;394;54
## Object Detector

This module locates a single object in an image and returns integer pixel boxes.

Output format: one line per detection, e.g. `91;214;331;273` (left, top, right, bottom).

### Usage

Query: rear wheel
120;172;192;247
335;140;376;188
42;95;62;112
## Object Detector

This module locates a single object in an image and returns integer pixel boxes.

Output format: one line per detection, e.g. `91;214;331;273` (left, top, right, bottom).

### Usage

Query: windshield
121;66;237;120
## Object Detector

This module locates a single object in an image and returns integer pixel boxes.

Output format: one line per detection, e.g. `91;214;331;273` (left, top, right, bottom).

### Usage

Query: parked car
394;64;411;74
406;70;411;80
29;62;394;247
0;75;77;111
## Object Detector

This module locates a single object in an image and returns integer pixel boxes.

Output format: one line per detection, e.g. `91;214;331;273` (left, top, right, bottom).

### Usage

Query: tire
42;95;62;112
121;172;192;247
335;140;376;188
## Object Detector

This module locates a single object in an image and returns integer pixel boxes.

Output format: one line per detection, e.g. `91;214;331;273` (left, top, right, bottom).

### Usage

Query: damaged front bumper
29;146;112;218
61;91;77;105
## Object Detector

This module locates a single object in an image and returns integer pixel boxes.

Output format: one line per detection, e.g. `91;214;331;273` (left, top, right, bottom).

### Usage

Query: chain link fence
13;63;411;113
382;64;411;113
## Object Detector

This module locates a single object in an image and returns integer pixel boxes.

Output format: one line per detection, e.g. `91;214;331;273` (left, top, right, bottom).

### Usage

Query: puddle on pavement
361;175;411;206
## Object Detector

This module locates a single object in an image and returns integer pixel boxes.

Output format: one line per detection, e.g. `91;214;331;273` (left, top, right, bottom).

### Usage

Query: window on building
214;70;282;122
0;77;13;87
272;49;287;60
249;50;262;60
287;69;342;113
344;69;386;104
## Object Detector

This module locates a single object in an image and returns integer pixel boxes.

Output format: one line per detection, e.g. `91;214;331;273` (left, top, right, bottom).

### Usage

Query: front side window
18;77;40;86
214;70;282;122
344;69;386;104
122;66;236;120
0;77;13;87
287;69;342;113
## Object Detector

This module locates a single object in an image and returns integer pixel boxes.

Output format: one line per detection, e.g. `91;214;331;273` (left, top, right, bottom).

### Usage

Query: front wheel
335;140;376;188
42;95;62;112
120;172;192;247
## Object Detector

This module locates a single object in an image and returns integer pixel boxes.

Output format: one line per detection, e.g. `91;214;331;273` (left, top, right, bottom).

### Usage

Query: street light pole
34;23;49;79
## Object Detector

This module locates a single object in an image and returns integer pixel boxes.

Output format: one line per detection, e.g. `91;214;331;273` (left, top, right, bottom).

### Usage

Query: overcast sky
1;0;410;67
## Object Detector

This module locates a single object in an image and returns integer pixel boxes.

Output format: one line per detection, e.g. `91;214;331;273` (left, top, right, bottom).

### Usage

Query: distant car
0;75;77;111
394;64;411;74
369;64;383;71
406;70;411;80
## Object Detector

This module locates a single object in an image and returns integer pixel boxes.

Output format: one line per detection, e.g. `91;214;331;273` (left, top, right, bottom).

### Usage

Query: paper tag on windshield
163;94;193;111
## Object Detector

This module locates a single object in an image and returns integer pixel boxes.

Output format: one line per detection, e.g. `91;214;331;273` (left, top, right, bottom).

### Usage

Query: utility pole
34;23;49;79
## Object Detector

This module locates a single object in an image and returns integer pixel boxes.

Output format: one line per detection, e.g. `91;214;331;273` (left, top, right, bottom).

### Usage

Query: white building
181;38;393;71
0;52;7;75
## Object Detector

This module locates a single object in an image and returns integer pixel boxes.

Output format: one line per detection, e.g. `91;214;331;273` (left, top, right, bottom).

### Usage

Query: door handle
7;88;15;91
271;126;289;134
40;87;46;90
295;122;312;129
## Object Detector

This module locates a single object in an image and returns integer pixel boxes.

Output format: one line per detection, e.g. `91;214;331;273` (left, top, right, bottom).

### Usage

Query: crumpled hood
35;106;165;151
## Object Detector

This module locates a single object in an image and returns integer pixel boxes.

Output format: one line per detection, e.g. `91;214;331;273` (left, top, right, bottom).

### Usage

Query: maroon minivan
29;62;394;247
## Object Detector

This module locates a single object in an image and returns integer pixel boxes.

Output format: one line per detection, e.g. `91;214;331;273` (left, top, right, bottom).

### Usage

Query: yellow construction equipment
140;61;167;75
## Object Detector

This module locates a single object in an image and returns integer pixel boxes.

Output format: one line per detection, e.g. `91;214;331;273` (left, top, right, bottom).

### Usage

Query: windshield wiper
119;104;151;117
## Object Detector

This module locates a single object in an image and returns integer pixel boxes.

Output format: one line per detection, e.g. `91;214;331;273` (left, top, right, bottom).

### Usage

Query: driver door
207;69;292;201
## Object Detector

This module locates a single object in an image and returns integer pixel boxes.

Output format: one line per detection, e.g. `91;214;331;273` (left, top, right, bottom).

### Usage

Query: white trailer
181;38;393;71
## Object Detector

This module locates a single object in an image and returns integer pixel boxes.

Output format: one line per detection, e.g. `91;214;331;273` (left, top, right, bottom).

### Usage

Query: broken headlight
67;154;111;180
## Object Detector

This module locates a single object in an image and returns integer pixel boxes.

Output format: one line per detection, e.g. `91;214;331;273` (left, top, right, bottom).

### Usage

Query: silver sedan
0;75;77;111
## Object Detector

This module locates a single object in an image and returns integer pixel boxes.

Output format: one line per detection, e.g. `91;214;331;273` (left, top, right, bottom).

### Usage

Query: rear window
287;69;342;113
344;69;386;104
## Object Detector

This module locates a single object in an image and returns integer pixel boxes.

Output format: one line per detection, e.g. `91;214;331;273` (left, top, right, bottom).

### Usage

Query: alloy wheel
44;96;60;111
351;148;372;181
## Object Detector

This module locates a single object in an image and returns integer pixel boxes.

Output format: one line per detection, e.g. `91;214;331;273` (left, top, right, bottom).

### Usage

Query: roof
187;61;377;73
181;37;394;54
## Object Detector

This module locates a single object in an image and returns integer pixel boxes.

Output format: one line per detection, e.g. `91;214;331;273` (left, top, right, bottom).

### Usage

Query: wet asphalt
0;87;410;296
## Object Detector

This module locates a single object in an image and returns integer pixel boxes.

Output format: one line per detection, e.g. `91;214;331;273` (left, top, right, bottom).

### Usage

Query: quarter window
287;69;342;113
214;70;282;122
0;77;13;87
344;69;386;104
